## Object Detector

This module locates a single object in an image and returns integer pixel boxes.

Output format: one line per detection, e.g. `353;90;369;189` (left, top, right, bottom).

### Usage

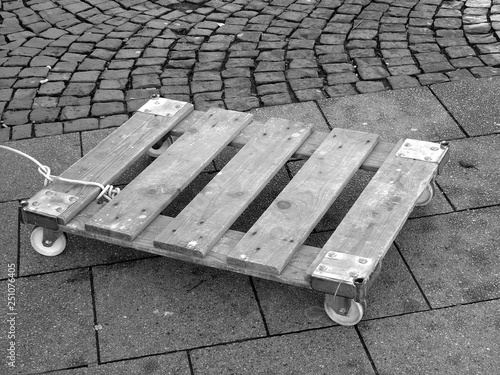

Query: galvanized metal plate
26;190;79;217
312;251;375;284
396;139;448;164
137;97;186;117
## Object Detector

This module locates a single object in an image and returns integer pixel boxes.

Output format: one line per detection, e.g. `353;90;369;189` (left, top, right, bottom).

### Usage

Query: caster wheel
324;295;365;326
415;182;435;206
147;136;173;158
30;227;67;256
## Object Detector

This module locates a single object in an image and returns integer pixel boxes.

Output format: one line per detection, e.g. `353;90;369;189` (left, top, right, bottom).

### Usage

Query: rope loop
0;145;120;202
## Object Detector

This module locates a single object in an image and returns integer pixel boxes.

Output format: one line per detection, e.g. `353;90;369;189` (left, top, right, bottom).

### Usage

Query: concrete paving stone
225;96;260;111
64;118;99;133
327;72;359;85
388;64;421;75
325;83;358;97
359;300;500;375
355;80;387;93
318;87;464;142
60;105;91;120
30;107;60;123
358;65;390;79
471;66;500;77
409;42;441;53
0;202;18;279
11;124;32;140
398;205;500;303
294;88;325;101
418;72;450;85
33;122;63;137
446;68;476;80
436;37;468;47
256;82;288;95
59;96;91;107
434;135;500;210
431;77;500;135
63;83;96;97
250;100;329;132
51;353;191;374
0;270;96;374
191;326;375;375
420;61;455;73
2;110;30;125
450;56;484;68
261;92;293;106
93;257;265;361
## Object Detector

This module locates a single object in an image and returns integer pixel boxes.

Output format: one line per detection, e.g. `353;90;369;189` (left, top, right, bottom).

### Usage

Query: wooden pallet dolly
21;98;449;326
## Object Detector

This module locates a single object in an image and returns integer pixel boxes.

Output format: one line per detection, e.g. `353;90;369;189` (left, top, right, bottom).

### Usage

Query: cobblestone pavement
2;0;500;142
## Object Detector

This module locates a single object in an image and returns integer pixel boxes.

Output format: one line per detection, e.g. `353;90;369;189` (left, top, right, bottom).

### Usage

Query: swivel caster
415;181;436;206
30;227;67;256
324;294;365;326
147;135;173;158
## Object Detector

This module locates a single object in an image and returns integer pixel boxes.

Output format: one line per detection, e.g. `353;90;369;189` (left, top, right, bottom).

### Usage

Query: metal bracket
24;190;79;217
396;139;449;174
313;251;375;281
138;97;185;117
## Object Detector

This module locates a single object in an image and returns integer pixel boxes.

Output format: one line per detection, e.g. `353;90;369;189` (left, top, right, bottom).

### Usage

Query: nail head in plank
24;99;194;226
308;139;442;291
153;118;312;257
85;107;253;241
226;129;380;275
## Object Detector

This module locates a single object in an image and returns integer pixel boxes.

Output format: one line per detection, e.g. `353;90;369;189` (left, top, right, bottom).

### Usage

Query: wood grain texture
307;140;439;284
85;107;253;241
169;110;395;172
24;100;193;225
63;200;321;290
226;129;380;275
153;118;312;257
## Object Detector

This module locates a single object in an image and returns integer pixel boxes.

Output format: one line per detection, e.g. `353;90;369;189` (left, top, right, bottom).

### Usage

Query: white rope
0;145;120;201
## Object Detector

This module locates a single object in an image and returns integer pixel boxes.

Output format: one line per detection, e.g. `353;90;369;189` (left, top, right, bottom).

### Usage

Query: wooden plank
169;110;396;172
85;107;253;241
226;129;380;275
62;200;320;290
153;118;312;257
24;100;193;225
307;140;440;292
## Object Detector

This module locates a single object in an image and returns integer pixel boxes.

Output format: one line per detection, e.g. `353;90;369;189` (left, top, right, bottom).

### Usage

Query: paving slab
190;326;375;375
0;202;18;279
249;100;330;132
396;206;500;308
317;87;465;142
92;257;266;362
437;135;500;210
0;134;81;201
359;300;500;375
50;352;191;374
0;269;96;374
431;75;500;136
253;243;428;334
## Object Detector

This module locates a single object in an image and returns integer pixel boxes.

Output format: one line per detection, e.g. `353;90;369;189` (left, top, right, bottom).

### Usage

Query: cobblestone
0;0;499;140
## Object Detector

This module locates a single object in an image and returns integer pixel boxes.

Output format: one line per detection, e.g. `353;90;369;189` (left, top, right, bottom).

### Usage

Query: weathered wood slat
168;110;395;172
226;129;380;275
62;201;320;290
307;140;439;292
153;118;312;257
24;100;194;225
85;107;253;241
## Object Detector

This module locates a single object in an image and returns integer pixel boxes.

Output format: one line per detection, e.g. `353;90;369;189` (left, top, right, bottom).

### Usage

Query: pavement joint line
354;325;381;375
186;350;195;375
89;266;102;366
429;86;471;138
249;276;271;337
394;242;434;310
